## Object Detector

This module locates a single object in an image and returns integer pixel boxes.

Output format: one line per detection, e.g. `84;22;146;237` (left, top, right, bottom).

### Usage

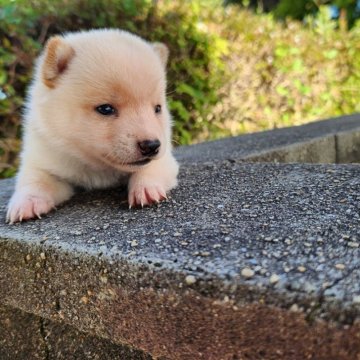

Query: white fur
7;29;179;223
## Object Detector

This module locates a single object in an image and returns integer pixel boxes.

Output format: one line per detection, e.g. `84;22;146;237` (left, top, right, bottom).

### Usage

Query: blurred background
1;0;360;178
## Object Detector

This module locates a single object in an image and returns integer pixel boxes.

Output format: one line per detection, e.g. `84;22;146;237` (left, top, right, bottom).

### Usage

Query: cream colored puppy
6;29;179;224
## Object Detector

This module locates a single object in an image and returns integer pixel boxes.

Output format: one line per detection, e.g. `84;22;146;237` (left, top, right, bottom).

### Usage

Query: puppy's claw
6;192;55;224
128;182;168;209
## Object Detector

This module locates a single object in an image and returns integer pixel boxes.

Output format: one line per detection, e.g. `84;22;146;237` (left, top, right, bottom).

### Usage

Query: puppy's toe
7;193;55;224
128;183;167;208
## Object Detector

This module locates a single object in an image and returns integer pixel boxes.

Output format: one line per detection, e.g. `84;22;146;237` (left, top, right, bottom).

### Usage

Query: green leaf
275;85;289;96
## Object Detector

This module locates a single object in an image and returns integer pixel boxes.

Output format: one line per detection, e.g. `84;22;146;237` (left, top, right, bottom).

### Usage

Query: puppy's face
34;30;171;173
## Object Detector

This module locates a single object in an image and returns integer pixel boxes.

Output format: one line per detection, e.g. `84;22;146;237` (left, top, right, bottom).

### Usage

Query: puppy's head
33;29;171;172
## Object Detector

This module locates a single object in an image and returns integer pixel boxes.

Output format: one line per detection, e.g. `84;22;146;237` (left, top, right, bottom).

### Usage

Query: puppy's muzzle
138;140;161;157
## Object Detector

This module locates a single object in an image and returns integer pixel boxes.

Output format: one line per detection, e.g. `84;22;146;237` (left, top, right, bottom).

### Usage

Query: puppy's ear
42;36;75;88
153;42;169;67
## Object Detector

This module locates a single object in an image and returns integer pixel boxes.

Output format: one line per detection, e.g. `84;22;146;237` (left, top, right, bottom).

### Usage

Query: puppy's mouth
128;158;152;166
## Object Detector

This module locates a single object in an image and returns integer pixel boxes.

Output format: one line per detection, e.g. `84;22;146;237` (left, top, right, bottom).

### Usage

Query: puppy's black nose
138;140;161;157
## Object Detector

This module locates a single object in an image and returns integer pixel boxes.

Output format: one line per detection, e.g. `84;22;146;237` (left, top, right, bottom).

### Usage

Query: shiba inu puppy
6;29;179;224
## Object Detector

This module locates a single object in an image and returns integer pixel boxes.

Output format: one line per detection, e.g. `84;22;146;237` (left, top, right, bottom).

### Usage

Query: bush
207;6;360;136
1;1;360;179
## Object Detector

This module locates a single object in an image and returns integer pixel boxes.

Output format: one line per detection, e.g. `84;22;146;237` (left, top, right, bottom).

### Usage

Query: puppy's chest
64;165;129;190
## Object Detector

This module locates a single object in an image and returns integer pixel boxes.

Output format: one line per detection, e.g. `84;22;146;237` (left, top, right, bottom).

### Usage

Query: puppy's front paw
128;181;167;208
6;191;55;224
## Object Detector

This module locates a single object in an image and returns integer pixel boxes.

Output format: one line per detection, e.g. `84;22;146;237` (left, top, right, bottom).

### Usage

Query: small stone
213;244;221;249
241;268;255;279
185;275;196;285
269;274;280;284
173;232;181;237
60;290;67;296
248;258;258;266
25;254;31;262
290;304;300;312
200;251;211;257
353;295;360;304
100;275;108;284
347;241;359;248
40;252;46;260
254;265;262;273
154;238;162;243
297;266;306;273
130;240;138;247
335;263;345;270
80;296;89;304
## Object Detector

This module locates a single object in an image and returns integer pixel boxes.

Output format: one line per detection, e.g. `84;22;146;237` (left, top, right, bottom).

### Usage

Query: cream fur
7;29;179;223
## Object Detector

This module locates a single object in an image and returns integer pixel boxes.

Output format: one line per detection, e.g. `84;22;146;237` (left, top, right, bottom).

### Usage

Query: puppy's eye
154;104;162;114
95;104;116;116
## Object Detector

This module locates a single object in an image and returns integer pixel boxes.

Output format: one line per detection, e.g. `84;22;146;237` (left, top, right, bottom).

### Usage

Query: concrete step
1;115;360;359
176;113;360;164
0;304;150;360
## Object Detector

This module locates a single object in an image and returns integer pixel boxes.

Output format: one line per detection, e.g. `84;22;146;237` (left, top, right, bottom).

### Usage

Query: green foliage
0;2;40;178
1;0;360;178
208;6;360;135
274;0;360;29
274;0;318;20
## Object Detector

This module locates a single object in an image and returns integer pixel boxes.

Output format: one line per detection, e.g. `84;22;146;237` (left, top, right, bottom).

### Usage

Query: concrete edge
1;232;360;359
175;114;360;164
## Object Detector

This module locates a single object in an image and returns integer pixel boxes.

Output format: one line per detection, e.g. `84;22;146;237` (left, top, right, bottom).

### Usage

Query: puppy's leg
7;167;74;224
128;151;179;208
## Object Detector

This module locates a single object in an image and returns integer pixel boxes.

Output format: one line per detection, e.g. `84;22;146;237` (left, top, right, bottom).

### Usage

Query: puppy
6;29;179;224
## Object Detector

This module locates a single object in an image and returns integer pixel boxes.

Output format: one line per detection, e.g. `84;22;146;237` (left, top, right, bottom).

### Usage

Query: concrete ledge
337;128;360;163
175;114;360;164
1;161;360;359
0;304;45;359
1;115;360;359
0;304;150;360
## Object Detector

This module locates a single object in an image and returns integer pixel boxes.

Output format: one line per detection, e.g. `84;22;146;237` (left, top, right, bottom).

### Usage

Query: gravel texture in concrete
0;304;46;360
0;304;150;360
0;160;360;359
